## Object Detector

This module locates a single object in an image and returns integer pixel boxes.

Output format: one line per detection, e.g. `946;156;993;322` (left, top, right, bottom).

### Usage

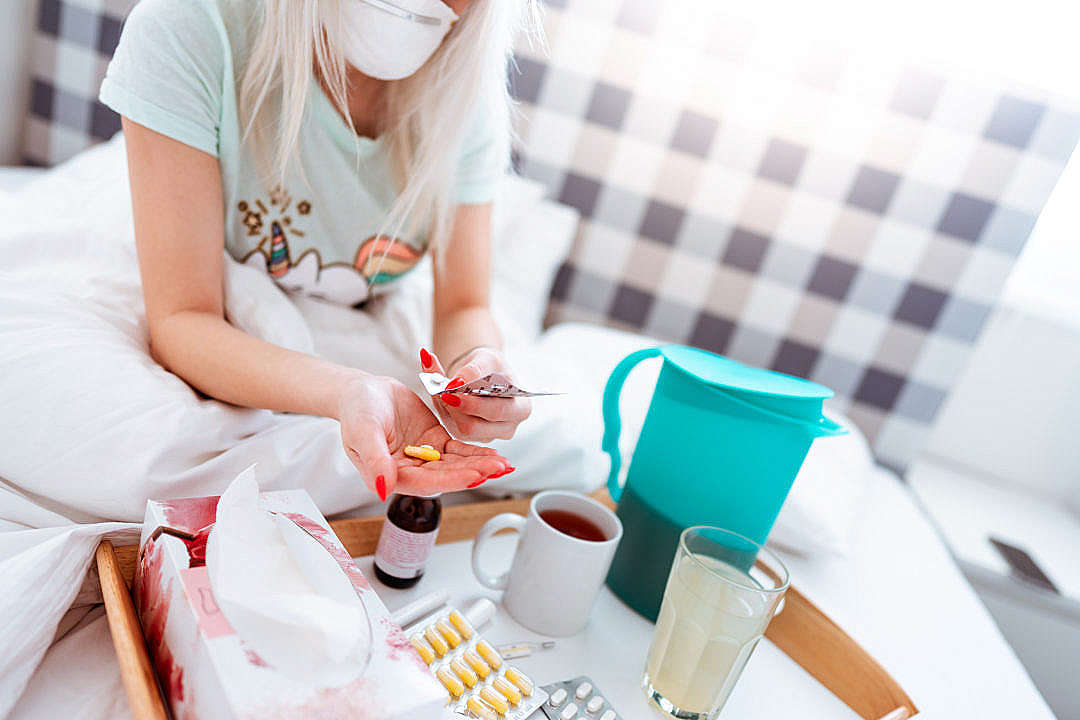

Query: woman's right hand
337;373;513;501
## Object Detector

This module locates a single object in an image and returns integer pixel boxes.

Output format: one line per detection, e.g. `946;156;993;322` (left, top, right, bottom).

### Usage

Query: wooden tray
98;490;917;720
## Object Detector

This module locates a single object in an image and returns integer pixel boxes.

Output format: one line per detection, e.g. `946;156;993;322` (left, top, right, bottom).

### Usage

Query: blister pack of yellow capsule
406;607;548;720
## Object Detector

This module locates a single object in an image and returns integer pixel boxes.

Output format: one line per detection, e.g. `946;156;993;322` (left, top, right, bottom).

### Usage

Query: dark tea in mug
539;509;608;542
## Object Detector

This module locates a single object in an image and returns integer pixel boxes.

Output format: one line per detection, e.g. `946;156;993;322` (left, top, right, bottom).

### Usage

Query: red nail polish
376;475;387;502
466;477;487;488
420;348;433;368
441;393;461;407
446;376;465;390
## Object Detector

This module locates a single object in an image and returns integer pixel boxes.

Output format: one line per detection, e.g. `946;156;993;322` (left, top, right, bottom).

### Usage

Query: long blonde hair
240;0;540;249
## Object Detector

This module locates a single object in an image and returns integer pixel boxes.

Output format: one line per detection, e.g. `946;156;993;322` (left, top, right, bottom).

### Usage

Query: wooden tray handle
96;540;169;720
99;490;916;720
767;583;918;719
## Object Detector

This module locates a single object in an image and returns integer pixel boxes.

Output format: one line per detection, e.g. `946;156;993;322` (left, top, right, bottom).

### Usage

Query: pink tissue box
134;490;446;720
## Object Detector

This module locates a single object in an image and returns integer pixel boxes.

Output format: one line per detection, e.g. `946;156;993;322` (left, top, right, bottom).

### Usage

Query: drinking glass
642;526;789;719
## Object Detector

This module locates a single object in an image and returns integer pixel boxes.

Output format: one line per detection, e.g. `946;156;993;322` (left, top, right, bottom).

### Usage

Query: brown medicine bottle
373;494;441;588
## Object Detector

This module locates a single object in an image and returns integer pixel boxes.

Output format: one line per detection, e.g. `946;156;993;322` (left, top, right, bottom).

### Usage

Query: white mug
471;491;623;636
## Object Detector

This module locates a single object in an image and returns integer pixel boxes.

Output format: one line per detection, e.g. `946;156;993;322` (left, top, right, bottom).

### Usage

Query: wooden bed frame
97;490;917;720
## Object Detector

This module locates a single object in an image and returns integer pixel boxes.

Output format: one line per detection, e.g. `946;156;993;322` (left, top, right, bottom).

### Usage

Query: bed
0;136;1057;719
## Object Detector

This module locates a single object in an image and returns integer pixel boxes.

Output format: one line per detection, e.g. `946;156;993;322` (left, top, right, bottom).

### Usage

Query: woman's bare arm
431;203;502;364
429;203;530;441
123;117;358;419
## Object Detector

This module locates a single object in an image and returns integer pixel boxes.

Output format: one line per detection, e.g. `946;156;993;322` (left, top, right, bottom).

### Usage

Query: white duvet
0;138;872;719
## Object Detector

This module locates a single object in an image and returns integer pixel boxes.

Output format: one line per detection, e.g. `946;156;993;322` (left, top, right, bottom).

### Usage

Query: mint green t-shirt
100;0;505;306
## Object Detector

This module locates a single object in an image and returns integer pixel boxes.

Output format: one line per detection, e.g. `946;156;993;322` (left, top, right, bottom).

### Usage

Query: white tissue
205;467;371;683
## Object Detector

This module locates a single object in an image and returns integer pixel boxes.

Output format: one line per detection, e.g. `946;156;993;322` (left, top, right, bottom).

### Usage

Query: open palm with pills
338;374;512;501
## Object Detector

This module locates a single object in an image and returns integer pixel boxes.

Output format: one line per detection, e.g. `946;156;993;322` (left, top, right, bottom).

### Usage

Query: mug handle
601;347;663;502
471;512;526;590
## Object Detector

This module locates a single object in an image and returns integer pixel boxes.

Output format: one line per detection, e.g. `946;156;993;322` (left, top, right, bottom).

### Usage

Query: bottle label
374;517;439;579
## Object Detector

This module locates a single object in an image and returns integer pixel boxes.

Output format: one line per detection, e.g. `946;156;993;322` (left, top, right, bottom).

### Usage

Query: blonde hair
240;0;540;250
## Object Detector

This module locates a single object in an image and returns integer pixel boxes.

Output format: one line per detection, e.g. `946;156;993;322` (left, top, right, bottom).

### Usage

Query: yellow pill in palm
409;634;436;664
436;620;462;648
493;675;523;704
463;650;491;678
424;625;450;656
450;658;478;687
475;639;502;669
436;666;465;698
404;444;441;461
448;609;474;639
503;666;533;696
480;686;510;715
466;697;498;720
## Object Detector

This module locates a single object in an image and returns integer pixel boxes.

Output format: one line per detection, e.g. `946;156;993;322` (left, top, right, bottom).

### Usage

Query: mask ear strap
358;0;445;25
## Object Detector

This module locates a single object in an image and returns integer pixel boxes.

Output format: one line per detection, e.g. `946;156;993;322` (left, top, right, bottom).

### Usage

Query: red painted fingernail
375;475;387;502
466;477;487;488
487;466;516;479
420;348;433;368
441;393;461;407
446;376;465;390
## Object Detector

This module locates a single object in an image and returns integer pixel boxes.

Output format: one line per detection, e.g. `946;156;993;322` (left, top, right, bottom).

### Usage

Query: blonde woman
100;0;538;501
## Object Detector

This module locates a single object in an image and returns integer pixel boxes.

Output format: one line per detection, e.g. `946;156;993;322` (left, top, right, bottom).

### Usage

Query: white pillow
490;175;579;341
492;172;547;240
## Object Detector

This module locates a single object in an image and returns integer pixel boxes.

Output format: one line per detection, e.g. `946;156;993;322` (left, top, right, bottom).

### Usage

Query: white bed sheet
0;167;45;194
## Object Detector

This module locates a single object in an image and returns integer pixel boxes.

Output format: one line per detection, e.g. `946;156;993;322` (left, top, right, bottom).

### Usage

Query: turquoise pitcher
602;345;845;621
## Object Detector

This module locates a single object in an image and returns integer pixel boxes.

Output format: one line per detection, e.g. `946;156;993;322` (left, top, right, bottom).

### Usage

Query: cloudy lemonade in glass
643;527;788;719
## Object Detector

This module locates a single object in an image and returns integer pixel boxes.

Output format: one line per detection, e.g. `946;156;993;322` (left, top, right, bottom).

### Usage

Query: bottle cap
464;597;496;629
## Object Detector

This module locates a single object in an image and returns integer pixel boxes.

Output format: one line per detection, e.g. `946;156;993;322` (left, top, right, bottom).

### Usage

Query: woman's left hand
420;347;532;442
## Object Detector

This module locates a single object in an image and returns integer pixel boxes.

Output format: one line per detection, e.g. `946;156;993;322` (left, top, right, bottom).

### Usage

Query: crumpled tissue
205;467;371;683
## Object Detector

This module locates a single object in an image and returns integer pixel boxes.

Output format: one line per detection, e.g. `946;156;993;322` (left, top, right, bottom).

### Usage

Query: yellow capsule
436;619;462;648
404;444;441;461
448;609;474;639
466;697;498;720
480;686;510;715
503;666;533;696
493;675;523;704
424;625;450;656
475;639;502;669
449;658;478;687
409;634;436;664
435;666;465;698
462;649;491;678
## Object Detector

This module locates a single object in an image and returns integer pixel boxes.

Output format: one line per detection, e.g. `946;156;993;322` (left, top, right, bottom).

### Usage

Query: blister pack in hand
419;371;563;398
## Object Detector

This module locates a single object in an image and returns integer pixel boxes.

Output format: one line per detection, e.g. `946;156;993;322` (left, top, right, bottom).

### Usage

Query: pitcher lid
660;345;833;400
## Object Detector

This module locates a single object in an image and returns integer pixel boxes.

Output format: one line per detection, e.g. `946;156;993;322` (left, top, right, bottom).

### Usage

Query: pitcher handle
602;347;664;502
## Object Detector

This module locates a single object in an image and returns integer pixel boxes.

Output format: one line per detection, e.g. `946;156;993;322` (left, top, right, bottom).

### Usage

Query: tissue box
134;489;446;720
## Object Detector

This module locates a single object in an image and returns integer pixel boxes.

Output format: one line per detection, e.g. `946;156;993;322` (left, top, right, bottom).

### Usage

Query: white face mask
340;0;459;81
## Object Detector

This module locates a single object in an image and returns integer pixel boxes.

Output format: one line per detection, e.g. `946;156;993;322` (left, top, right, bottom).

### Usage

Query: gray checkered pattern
516;0;1080;469
22;0;136;165
22;0;1080;469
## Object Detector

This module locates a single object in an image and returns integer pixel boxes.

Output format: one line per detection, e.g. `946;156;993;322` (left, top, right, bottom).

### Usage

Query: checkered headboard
23;0;1080;468
22;0;134;166
513;0;1080;468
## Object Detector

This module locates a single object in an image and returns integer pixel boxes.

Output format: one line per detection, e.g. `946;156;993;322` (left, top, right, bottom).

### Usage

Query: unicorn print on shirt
237;188;424;306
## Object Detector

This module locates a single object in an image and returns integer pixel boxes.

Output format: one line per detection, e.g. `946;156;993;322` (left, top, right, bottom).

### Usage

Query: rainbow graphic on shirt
354;235;423;284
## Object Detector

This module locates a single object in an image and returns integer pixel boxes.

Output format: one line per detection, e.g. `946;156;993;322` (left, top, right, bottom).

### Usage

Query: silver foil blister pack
539;675;623;720
420;371;563;398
